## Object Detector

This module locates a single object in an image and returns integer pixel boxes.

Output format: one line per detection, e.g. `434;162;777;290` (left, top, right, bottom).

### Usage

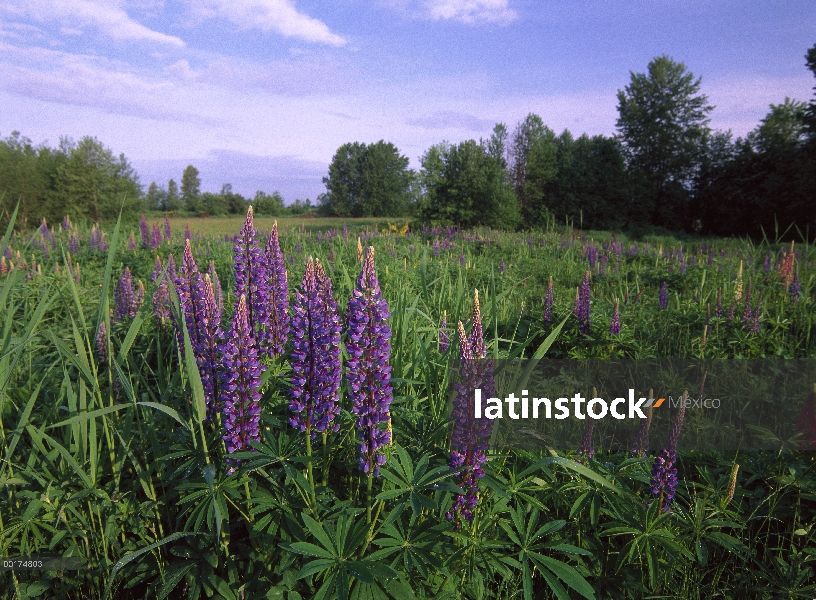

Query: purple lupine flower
651;398;685;511
208;261;223;316
96;321;107;364
184;223;191;242
575;271;591;336
439;311;449;353
630;405;653;457
289;257;342;436
342;223;348;241
295;239;302;254
610;299;621;335
544;276;554;324
132;280;145;318
659;282;668;310
127;233;137;252
164;215;172;241
200;274;224;418
89;224;99;252
499;260;506;274
140;215;149;248
447;290;494;524
175;238;206;356
459;253;465;267
789;272;801;303
727;301;736;323
68;231;79;253
176;243;221;416
233;206;268;337
347;248;393;476
220;295;263;456
578;419;594;460
62;215;72;231
114;267;135;322
98;232;108;252
741;284;753;330
262;220;290;357
150;223;162;250
152;256;172;323
432;238;440;257
750;292;762;334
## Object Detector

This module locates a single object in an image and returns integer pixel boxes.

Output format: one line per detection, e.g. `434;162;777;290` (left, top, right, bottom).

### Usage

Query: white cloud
380;0;516;25
0;0;184;46
425;0;516;24
164;59;198;81
191;0;346;46
0;43;208;122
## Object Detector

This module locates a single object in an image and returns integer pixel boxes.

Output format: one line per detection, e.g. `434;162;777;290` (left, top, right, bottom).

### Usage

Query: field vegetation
0;207;814;599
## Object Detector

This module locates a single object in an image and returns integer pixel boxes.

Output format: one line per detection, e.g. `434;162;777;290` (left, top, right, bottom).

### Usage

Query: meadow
0;209;814;599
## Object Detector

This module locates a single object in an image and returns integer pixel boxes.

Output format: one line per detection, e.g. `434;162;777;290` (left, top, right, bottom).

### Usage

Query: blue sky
1;1;814;203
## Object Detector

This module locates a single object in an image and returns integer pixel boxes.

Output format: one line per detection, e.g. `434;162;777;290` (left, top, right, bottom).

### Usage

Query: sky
1;1;815;203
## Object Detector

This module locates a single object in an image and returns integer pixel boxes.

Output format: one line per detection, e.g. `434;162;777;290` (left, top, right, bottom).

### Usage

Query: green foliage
253;190;285;216
0;215;815;599
418;139;520;230
321;141;415;218
0;132;141;228
180;165;201;213
616;55;713;230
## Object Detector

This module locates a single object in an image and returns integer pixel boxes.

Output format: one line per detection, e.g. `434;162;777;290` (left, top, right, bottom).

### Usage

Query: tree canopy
0;132;141;227
418;138;520;230
616;55;713;229
320;140;415;217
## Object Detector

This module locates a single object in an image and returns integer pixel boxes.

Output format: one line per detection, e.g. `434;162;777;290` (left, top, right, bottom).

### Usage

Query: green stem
366;469;374;524
321;432;328;488
243;480;253;522
306;428;316;509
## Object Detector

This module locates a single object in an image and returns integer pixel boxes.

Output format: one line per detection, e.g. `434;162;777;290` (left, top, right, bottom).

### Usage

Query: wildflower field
1;208;815;599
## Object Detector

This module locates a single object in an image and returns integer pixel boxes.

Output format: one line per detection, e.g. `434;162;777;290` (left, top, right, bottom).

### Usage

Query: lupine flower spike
575;271;591;336
447;290;495;525
199;274;224;419
659;281;668;310
543;276;554;324
289;257;342;436
734;261;743;301
220;295;263;459
262;220;290;357
630;390;653;457
96;321;107;364
346;248;393;477
610;299;621;335
140;215;149;248
114;267;135;322
233;206;268;338
439;310;449;353
651;389;687;511
152;256;171;324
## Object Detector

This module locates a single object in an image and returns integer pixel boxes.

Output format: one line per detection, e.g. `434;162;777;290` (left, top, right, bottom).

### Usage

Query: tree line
2;44;814;238
318;44;816;239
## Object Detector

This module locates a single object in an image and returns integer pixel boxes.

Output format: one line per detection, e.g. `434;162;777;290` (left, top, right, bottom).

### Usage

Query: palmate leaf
369;520;450;579
284;511;399;600
377;445;459;516
498;505;594;600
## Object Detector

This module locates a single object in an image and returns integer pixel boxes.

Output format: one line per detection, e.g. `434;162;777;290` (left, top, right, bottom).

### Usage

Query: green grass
163;215;409;238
